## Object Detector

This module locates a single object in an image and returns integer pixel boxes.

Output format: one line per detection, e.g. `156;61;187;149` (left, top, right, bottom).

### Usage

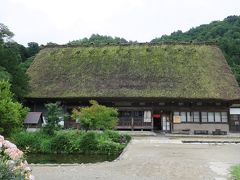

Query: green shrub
231;165;240;180
97;140;124;155
40;139;52;153
104;130;131;144
104;130;121;142
0;81;29;137
122;134;131;143
11;130;131;155
54;130;84;153
51;134;70;153
11;131;42;153
43;102;66;135
72;100;118;131
80;132;98;153
68;136;82;153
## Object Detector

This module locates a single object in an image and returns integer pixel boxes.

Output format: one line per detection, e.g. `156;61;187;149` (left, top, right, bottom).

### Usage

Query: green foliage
0;23;41;100
27;42;39;57
0;23;30;100
51;134;70;153
43;102;65;135
55;130;83;154
0;67;11;81
0;81;29;136
97;141;124;155
231;165;240;180
80;132;98;153
20;56;34;72
151;15;240;84
11;131;48;153
11;130;131;155
104;130;131;144
39;138;52;154
0;23;14;43
68;34;130;45
72;100;118;131
0;42;29;99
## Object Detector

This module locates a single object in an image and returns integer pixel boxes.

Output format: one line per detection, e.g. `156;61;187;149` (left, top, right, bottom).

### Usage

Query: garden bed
11;130;131;163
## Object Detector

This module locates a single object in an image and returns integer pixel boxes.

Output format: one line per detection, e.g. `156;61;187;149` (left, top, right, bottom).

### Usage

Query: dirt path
31;136;240;180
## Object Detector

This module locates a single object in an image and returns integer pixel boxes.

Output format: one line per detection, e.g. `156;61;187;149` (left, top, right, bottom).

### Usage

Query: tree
0;23;29;100
0;23;14;43
72;100;118;131
0;44;29;99
0;67;11;81
27;42;39;57
43;102;65;135
0;81;29;136
68;34;130;45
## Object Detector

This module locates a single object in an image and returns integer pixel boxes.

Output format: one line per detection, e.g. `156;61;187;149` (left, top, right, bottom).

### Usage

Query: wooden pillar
131;117;134;131
33;102;36;112
170;111;173;132
151;109;154;131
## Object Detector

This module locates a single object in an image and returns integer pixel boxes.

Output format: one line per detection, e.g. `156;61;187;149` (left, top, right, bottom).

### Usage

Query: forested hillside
151;15;240;83
0;24;39;99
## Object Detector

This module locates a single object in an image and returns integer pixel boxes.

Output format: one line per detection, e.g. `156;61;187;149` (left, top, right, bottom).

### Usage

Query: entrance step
182;140;240;144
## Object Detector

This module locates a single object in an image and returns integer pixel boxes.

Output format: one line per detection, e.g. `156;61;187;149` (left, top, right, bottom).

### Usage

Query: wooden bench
212;129;227;135
172;129;190;134
194;130;209;135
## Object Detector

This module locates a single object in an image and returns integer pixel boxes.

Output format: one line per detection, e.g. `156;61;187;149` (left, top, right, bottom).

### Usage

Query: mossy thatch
27;44;240;100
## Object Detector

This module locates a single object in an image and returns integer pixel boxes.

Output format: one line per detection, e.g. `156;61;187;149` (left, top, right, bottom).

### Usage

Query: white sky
1;0;240;46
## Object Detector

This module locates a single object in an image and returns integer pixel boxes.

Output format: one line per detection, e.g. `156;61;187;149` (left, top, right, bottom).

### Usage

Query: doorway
229;114;240;132
153;113;161;130
153;112;171;132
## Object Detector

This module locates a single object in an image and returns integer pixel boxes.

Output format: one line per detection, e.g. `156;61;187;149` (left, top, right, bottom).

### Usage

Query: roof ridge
42;41;218;49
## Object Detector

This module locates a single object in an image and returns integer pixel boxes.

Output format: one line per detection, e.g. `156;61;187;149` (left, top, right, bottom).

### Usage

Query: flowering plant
0;135;34;180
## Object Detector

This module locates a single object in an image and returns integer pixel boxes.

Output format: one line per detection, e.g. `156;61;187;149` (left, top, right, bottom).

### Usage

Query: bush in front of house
43;102;66;135
231;165;240;180
11;131;48;153
72;100;118;131
80;132;98;153
51;133;71;153
11;130;131;155
104;130;131;144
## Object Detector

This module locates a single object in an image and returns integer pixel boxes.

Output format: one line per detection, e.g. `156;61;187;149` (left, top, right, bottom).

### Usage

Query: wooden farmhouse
25;43;240;134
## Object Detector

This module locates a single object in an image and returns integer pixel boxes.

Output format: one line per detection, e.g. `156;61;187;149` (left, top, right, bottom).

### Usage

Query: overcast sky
1;0;240;46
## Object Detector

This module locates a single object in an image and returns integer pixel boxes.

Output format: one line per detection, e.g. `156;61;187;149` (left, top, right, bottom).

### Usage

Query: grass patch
11;130;131;155
231;165;240;180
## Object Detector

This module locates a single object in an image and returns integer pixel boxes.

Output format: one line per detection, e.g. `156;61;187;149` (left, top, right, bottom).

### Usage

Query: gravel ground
31;136;240;180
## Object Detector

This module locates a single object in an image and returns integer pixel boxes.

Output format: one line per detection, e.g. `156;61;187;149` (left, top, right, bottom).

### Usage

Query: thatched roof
26;44;240;100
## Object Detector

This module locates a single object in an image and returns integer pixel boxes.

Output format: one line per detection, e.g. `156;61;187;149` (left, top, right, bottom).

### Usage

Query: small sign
153;114;161;118
173;116;181;123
